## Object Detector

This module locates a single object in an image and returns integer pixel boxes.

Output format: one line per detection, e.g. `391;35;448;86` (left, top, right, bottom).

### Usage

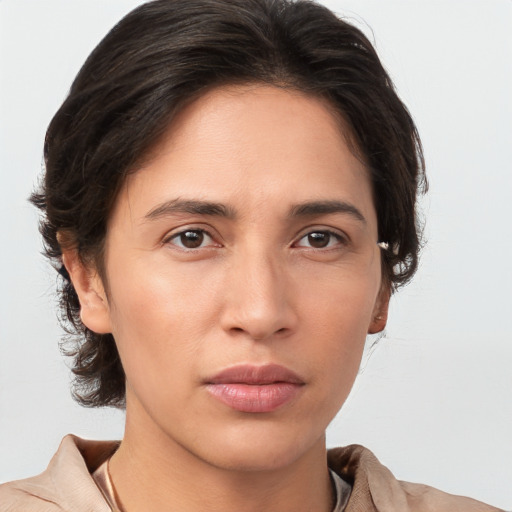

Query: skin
64;84;389;512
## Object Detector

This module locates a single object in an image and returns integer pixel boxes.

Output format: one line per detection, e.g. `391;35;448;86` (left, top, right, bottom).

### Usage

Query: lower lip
205;383;302;413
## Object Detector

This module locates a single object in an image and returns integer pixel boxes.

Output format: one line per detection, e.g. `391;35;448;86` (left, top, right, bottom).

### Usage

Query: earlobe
61;250;112;334
368;285;391;334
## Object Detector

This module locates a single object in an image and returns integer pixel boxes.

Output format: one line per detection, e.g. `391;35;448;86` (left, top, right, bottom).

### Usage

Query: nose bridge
221;243;295;340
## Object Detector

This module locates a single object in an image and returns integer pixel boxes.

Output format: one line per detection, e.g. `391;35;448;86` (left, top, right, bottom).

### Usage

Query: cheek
104;261;222;397
300;267;380;389
308;302;367;386
304;263;381;337
107;254;220;333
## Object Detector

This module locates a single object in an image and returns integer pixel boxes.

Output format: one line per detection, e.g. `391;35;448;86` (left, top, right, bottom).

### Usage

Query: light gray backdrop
0;0;511;508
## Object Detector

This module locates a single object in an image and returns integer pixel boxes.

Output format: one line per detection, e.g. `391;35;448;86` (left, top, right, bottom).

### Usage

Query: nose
220;250;297;341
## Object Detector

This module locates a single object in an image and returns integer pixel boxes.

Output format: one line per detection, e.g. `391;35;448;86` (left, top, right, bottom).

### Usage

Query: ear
61;250;112;334
368;283;391;334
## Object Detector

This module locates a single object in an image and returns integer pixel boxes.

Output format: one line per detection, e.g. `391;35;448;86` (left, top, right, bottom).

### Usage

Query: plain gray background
0;0;511;508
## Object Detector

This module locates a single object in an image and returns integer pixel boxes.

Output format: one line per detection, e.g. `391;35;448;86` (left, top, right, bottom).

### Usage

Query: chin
202;445;305;473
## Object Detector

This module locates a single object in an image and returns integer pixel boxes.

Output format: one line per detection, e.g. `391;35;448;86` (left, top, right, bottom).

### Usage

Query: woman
0;0;506;510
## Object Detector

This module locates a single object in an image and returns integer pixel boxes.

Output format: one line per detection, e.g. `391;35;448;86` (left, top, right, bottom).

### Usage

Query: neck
109;407;334;512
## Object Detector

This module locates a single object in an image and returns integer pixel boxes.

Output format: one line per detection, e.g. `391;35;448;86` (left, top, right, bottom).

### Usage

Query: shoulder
327;444;505;512
0;477;62;512
0;435;118;512
398;481;504;512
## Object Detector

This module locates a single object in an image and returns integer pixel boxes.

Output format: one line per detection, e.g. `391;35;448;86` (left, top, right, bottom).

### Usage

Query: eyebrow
144;198;236;220
288;200;366;224
144;198;365;224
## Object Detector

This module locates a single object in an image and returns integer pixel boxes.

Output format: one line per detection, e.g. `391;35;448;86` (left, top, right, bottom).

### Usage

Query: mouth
204;364;305;413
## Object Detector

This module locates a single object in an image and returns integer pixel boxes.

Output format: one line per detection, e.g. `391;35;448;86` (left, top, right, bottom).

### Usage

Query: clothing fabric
92;460;120;512
0;434;505;512
330;470;352;511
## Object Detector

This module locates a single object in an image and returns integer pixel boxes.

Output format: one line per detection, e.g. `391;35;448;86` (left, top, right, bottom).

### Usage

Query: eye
294;230;346;249
166;229;216;249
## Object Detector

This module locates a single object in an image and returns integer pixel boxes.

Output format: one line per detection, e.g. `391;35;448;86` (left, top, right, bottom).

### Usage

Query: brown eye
307;232;330;248
181;231;204;248
295;230;345;249
169;229;213;249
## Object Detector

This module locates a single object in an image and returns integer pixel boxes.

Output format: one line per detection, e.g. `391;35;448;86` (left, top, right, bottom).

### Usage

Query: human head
32;0;426;408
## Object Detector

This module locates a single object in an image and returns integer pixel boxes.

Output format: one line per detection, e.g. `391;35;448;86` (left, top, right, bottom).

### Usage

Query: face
72;85;388;471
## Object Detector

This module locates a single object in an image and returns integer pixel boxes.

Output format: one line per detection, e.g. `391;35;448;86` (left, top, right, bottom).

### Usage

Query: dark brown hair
32;0;426;408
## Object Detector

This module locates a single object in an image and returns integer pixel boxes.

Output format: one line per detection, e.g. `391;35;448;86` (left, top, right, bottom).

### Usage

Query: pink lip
204;364;304;413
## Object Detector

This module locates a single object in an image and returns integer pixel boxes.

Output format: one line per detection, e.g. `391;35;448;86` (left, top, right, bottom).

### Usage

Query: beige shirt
0;434;505;512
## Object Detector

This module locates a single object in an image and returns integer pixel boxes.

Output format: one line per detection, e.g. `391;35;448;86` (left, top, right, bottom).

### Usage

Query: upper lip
205;364;304;385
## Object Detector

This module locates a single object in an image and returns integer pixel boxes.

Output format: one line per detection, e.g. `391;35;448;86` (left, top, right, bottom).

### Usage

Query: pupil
308;232;329;248
181;231;203;248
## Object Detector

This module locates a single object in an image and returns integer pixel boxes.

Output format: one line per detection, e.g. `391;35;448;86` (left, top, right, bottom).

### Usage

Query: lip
204;364;305;413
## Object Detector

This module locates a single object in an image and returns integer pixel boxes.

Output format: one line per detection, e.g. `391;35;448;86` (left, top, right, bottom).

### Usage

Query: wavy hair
32;0;426;407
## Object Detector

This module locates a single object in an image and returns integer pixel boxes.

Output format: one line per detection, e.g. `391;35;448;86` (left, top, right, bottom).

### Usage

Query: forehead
155;84;361;170
115;84;375;227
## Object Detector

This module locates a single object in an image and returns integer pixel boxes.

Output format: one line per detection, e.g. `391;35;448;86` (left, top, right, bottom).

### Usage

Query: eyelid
161;224;350;250
162;225;222;249
292;227;349;249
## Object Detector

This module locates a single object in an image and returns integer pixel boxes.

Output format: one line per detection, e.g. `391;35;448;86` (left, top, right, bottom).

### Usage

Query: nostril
228;325;290;339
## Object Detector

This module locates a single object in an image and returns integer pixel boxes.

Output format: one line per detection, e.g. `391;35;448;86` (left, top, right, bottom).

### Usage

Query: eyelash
163;227;348;251
293;229;348;250
164;228;218;250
